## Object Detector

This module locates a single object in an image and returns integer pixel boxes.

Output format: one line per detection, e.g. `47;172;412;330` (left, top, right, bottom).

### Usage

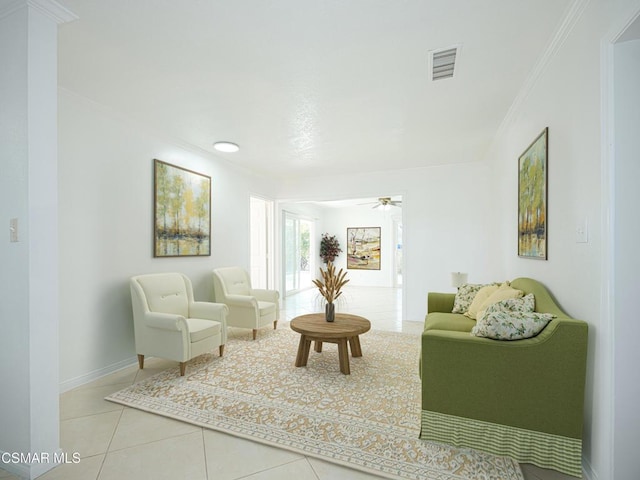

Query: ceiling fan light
213;141;240;153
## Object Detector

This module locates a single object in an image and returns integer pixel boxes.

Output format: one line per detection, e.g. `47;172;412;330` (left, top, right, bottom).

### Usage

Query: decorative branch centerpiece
312;262;349;322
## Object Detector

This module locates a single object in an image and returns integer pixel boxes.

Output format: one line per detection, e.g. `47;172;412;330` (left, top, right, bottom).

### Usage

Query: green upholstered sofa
420;278;588;477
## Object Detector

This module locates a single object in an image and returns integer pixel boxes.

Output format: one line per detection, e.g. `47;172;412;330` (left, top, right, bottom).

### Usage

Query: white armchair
130;273;228;376
212;267;279;340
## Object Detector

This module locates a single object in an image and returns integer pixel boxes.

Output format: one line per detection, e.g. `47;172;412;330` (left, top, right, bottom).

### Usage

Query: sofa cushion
257;300;276;317
186;318;221;343
464;284;500;319
478;293;536;322
425;312;476;333
477;283;523;318
470;311;555;340
452;283;498;313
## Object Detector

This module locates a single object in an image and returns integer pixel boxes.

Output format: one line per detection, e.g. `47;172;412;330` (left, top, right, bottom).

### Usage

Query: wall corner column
0;1;77;478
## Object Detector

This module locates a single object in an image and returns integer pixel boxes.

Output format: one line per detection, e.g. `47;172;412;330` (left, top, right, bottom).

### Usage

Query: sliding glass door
283;212;314;296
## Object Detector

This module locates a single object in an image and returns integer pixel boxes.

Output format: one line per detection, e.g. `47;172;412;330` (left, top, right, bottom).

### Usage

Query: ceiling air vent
429;46;458;81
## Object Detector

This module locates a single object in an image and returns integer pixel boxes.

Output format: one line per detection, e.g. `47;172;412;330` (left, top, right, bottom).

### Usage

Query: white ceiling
56;0;573;179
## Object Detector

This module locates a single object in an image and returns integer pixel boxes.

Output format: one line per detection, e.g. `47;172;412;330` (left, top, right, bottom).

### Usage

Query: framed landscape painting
154;159;211;257
347;227;381;270
518;128;548;259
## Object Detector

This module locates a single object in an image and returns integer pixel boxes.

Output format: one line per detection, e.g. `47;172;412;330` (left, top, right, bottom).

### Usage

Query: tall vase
325;302;335;322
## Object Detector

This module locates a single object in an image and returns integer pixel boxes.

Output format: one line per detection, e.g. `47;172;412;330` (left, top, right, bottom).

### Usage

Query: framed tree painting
347;227;381;270
518;128;548;259
154;159;211;257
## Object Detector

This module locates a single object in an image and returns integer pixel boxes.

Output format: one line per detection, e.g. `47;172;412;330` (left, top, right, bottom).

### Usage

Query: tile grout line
103;413;200;455
60;405;124;424
201;429;209;480
94;406;125;480
232;458;313;480
304;457;322;480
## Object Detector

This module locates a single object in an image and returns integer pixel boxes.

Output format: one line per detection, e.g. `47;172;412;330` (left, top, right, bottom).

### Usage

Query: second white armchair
213;267;279;340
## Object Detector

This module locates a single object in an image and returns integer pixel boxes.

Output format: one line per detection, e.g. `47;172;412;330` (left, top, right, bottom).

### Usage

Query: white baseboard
59;356;138;393
582;455;596;480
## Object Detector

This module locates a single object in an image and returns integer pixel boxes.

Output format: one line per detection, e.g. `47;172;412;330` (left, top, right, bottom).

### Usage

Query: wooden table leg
295;335;312;367
314;341;323;353
349;335;363;357
337;338;350;374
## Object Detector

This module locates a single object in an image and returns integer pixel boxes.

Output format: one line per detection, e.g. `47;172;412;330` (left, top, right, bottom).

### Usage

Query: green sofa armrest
427;292;455;313
421;317;588;439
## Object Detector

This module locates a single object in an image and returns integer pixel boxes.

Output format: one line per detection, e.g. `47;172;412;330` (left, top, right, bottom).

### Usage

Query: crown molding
0;0;77;23
488;0;591;151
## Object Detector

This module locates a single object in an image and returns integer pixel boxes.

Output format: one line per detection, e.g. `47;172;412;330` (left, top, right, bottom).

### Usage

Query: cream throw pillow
464;284;500;319
477;283;524;319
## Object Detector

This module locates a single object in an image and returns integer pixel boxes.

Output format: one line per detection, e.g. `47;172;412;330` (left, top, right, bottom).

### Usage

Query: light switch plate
576;219;588;243
10;218;18;242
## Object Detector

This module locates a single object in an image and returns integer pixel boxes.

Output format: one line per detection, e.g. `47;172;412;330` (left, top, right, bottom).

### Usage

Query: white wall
58;90;274;388
487;1;640;478
613;36;640;480
276;162;501;321
0;3;67;478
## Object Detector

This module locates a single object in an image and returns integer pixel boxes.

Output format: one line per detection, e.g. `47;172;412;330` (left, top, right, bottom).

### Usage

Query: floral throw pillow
471;311;554;340
477;293;535;322
452;284;489;314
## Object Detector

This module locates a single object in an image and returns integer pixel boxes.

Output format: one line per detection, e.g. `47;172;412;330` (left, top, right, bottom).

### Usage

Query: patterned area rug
106;325;523;480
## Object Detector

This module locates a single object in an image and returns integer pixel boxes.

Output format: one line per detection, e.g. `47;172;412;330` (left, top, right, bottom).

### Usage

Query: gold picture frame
154;159;211;257
518;128;548;259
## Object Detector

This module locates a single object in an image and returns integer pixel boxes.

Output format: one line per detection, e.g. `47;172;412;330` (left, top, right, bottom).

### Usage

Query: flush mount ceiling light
213;141;239;153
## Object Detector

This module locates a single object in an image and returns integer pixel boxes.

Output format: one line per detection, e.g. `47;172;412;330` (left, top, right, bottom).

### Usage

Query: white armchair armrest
190;302;229;323
144;311;187;332
251;289;279;303
190;301;228;345
224;294;259;309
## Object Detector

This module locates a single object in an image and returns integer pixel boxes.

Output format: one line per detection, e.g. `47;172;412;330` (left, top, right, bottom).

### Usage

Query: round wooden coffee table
290;313;371;375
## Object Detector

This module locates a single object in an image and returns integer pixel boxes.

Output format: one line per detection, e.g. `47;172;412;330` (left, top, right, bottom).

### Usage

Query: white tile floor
0;286;574;480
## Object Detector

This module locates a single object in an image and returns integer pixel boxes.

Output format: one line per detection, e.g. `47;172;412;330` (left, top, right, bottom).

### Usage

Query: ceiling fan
360;197;402;210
